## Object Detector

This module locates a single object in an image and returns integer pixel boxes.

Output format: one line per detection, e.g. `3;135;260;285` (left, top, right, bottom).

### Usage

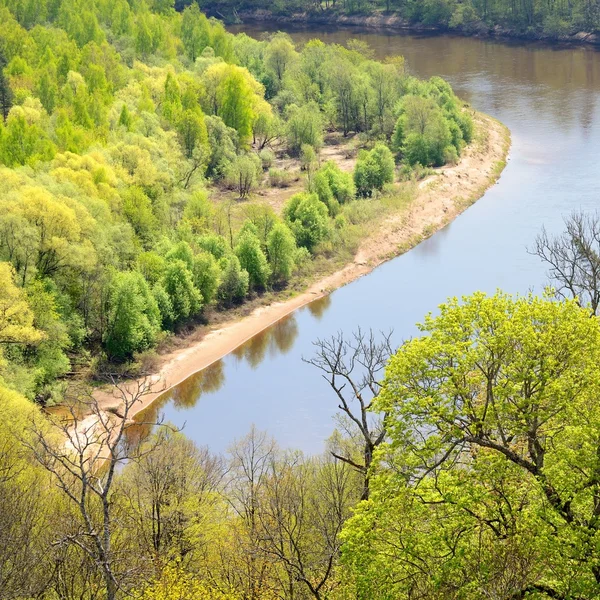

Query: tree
26;379;167;600
285;102;323;156
104;271;161;362
532;211;600;315
177;109;208;160
343;292;600;598
0;261;43;347
119;428;223;561
217;255;249;307
225;153;261;200
162;260;202;326
235;229;270;290
306;330;393;500
217;67;256;144
354;143;395;197
181;4;211;62
264;33;297;89
0;52;14;122
283;193;330;252
192;250;220;304
267;222;296;285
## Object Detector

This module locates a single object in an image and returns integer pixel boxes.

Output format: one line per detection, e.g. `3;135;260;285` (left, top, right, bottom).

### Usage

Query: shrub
354;143;395;197
259;148;275;170
269;168;292;188
225;153;262;199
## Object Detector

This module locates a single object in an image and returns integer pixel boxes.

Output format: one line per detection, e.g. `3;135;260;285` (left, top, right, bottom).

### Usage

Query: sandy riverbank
93;112;510;423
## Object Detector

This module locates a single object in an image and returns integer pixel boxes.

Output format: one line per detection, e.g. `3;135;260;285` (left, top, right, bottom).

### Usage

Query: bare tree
305;329;394;500
258;452;357;600
531;211;600;315
222;426;278;600
24;377;168;600
119;429;224;561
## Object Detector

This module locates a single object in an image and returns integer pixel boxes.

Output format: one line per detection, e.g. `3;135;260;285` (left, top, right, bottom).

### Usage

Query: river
139;26;600;454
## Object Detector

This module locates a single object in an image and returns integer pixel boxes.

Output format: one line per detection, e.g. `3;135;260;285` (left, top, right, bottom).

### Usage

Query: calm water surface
141;27;600;453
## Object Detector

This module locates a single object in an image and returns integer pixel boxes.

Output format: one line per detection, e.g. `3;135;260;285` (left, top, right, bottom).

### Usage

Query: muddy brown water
142;26;600;453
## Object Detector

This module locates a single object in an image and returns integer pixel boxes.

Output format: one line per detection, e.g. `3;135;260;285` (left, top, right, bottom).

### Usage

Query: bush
316;161;356;204
225;153;262;199
269;168;293;188
283;192;330;252
218;255;249;306
259;148;275;170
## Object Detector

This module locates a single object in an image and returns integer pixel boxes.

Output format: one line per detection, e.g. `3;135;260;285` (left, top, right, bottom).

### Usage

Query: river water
141;27;600;454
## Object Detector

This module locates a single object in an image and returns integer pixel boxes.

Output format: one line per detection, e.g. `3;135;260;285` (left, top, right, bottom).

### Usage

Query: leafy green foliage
217;255;249;306
343;292;600;598
354;143;395;197
235;228;271;290
284;193;330;251
104;271;161;361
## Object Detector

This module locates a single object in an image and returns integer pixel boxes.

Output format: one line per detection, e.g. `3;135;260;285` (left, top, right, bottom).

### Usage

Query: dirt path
95;113;510;420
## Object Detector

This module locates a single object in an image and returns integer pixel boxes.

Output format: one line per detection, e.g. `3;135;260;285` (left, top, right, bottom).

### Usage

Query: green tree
285;102;323;156
235;228;270;290
104;271;161;361
181;4;211;62
178;109;209;160
217;255;249;306
354;143;395;197
0;53;13;122
162;259;202;327
284;193;330;252
225;153;261;199
266;222;296;284
344;292;600;599
192;250;220;304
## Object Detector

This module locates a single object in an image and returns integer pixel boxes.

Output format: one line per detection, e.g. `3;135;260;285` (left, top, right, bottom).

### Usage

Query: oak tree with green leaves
343;291;600;599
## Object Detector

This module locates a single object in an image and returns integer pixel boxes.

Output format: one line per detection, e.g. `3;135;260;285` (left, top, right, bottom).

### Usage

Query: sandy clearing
91;112;510;422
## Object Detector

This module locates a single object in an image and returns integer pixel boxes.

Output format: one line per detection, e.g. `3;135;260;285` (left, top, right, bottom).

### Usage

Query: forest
0;0;473;404
205;0;600;38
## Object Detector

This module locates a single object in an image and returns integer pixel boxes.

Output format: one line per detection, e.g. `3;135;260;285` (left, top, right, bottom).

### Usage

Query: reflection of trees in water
128;361;226;443
171;360;225;408
131;315;300;439
307;295;331;320
233;314;300;368
270;315;298;355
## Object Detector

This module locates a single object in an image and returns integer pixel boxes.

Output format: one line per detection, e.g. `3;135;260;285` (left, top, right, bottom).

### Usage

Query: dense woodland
205;0;600;37
0;0;473;403
8;2;600;600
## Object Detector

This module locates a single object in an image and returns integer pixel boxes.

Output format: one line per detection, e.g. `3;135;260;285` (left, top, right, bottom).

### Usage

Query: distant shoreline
230;10;600;48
